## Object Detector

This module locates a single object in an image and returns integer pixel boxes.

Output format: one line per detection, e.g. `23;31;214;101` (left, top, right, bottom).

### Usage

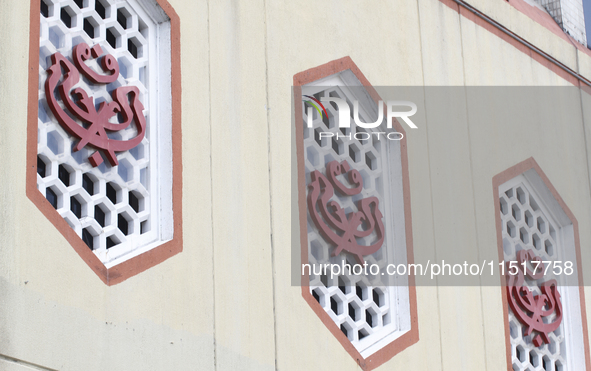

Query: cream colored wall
1;0;591;370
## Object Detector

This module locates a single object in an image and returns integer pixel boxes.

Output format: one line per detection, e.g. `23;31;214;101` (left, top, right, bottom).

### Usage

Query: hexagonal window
372;288;384;307
313;128;325;147
348;302;359;322
82;227;96;250
129;190;144;213
106;234;121;249
516;187;526;204
31;0;181;285
94;204;107;228
41;0;50;17
519;227;529;244
60;6;75;28
366;307;378;328
512;203;522;221
349;143;361;163
296;66;418;366
555;359;564;371
544;239;554;256
330;295;343;315
106;181;119;204
358;328;369;341
46;186;59;209
117;212;131;236
95;0;108;19
537;216;546;234
524;210;533;227
74;0;86;9
532;233;541;250
549;224;556;240
117;158;134;183
47;130;65;155
117;56;133;80
543;355;552;371
509;320;519;339
37;155;48;178
140;220;149;234
355;283;368;301
500;197;509;215
516;345;526;363
70;195;82;218
117;7;131;29
81;173;95;195
127;36;143;59
58;164;72;187
496;161;590;371
365;151;377;170
306;146;320;167
506;221;516;238
340;322;352;341
106;27;121;49
548;340;558;356
311;288;322;304
529;350;539;367
331;136;343;155
83;17;99;39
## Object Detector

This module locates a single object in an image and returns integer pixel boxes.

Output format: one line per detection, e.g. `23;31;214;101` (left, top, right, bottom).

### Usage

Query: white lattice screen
303;74;411;358
499;173;586;371
37;0;173;268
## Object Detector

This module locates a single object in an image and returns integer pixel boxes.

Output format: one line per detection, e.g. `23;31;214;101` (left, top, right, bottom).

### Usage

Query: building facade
2;0;591;370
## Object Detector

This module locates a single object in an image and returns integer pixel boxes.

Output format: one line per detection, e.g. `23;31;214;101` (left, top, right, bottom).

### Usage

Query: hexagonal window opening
127;36;143;59
106;27;121;49
106;234;121;249
348;143;361;163
94;204;107;227
82;173;96;195
519;227;529;244
37;155;49;178
506;221;516;238
366;307;378;328
74;0;87;9
330;295;343;316
298;67;418;368
516;187;527;205
70;194;83;218
118;212;132;236
95;0;108;19
500;197;509;215
58;164;73;187
31;0;180;284
60;6;76;29
47;130;66;155
365;151;377;171
46;186;60;209
41;0;51;18
83;16;99;39
537;216;546;234
497;164;590;371
512;203;522;221
117;7;131;29
82;227;96;250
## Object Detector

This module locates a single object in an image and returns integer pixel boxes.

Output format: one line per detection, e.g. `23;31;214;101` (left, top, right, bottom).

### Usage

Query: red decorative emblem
506;248;563;347
45;42;146;167
307;160;384;263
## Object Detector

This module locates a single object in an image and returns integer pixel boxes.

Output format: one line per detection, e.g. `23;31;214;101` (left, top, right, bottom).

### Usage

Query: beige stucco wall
1;0;591;370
